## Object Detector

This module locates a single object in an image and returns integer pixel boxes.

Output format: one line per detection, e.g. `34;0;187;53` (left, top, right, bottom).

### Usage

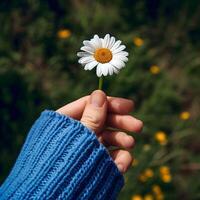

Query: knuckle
81;114;101;132
83;114;101;125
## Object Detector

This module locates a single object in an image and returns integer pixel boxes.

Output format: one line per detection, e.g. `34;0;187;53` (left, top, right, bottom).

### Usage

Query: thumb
81;90;107;134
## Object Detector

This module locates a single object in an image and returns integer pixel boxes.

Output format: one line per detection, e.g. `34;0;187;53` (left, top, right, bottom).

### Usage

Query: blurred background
0;0;200;199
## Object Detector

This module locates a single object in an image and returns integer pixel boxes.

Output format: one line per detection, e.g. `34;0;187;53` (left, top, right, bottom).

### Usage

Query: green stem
98;77;103;90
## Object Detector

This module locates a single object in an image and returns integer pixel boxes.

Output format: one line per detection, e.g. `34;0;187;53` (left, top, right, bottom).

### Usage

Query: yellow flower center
94;48;112;63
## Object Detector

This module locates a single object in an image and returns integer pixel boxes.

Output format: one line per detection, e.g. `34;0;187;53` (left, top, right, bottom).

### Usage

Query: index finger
56;96;88;119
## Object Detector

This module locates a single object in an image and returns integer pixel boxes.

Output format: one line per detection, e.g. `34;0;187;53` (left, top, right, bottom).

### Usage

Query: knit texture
0;110;124;200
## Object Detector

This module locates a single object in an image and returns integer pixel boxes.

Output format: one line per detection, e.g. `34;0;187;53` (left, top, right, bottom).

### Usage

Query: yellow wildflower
144;168;154;178
138;174;147;182
152;185;164;200
57;29;71;39
144;194;154;200
155;193;164;200
161;174;172;183
154;131;168;145
133;37;144;47
159;166;170;175
152;185;162;194
132;194;143;200
179;111;190;120
150;65;160;74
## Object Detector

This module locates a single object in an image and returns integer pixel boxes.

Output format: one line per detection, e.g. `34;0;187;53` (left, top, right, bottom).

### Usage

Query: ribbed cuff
0;110;124;200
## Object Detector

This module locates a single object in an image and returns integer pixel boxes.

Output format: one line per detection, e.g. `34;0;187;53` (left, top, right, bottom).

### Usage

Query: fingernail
117;164;124;173
90;90;106;107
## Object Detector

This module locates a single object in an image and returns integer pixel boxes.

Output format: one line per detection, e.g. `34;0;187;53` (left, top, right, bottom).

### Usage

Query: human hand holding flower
57;90;143;174
62;34;143;174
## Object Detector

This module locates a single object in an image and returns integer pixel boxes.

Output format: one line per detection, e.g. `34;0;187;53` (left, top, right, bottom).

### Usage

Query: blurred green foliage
0;0;200;199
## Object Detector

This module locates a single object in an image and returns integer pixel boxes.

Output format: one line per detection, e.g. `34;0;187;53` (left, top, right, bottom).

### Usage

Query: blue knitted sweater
0;110;124;199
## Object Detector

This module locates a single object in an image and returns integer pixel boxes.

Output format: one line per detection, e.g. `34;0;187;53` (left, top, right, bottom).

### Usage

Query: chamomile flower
77;34;128;77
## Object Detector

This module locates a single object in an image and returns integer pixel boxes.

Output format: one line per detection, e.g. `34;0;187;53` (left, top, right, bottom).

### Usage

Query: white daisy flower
77;34;129;77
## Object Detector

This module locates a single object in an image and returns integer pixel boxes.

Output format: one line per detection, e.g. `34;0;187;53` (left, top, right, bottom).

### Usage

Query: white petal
115;51;129;57
78;58;84;64
107;63;114;75
108;36;116;49
94;35;102;47
90;35;102;49
110;59;125;69
83;40;95;49
84;65;88;70
79;56;94;64
111;40;121;51
113;67;119;74
113;55;128;62
96;63;115;76
101;38;104;47
101;63;109;76
96;63;103;77
113;45;126;54
81;46;94;54
77;52;90;57
84;61;98;70
103;34;110;48
119;56;128;62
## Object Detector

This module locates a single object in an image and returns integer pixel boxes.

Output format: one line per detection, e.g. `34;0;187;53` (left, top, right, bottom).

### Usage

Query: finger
107;97;134;114
107;114;143;133
56;96;134;119
101;131;135;149
81;90;107;134
56;96;88;119
110;149;133;174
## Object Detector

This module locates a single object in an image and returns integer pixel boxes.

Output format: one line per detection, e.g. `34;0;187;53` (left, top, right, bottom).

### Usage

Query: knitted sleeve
0;110;124;200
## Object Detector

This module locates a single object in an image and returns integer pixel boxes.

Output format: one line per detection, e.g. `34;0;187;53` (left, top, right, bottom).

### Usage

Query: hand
56;90;143;174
